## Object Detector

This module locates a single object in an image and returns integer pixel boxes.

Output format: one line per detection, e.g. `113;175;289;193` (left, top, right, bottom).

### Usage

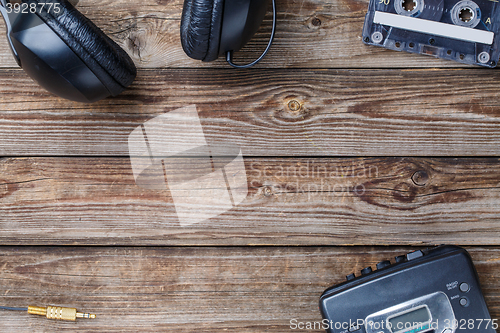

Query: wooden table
1;0;500;331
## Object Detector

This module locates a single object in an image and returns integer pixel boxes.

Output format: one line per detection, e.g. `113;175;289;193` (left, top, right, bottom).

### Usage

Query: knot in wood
288;100;301;112
411;170;429;186
263;186;273;197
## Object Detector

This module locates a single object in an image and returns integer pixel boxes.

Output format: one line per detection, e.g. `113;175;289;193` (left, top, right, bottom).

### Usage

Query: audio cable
226;0;277;68
0;305;95;321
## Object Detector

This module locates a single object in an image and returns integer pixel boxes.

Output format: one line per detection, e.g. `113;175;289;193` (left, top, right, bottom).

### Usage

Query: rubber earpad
181;0;224;62
25;0;137;96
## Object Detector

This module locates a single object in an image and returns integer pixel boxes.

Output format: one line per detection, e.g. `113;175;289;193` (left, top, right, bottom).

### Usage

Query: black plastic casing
219;0;269;55
319;245;495;333
0;2;112;103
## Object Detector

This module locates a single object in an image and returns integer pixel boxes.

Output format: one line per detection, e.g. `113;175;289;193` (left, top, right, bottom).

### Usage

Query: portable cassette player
319;245;495;333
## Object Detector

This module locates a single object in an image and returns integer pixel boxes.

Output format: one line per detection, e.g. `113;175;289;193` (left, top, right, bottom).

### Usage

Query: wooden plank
1;157;499;246
1;68;500;156
0;0;479;69
0;246;498;332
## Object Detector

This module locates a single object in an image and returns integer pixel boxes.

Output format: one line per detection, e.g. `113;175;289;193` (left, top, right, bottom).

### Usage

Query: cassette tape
362;0;500;67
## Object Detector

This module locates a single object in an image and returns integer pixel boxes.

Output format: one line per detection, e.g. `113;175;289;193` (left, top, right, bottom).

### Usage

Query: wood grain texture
0;0;473;69
0;246;498;333
1;157;499;246
1;69;500;156
0;1;499;332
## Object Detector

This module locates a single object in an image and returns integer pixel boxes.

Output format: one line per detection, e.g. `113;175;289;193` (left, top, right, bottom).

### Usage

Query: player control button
406;250;424;261
459;282;470;292
395;255;406;263
459;297;469;307
346;273;355;281
361;267;373;275
376;260;391;269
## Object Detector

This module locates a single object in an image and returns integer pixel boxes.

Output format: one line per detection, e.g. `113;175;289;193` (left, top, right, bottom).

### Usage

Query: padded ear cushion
181;0;224;62
25;0;137;96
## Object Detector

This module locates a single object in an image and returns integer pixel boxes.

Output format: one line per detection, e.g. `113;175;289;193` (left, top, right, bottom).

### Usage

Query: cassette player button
376;260;391;269
395;255;406;263
361;267;372;275
346;273;356;281
459;282;470;292
406;250;424;261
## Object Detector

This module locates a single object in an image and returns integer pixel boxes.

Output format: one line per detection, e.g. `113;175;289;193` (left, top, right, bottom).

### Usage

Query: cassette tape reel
362;0;500;67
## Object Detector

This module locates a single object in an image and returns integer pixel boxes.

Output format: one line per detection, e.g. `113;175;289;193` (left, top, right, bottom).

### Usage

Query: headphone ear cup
26;0;137;96
180;0;224;62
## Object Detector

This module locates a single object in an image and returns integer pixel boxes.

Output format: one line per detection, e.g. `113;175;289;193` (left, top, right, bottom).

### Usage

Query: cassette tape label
362;0;500;67
373;12;494;44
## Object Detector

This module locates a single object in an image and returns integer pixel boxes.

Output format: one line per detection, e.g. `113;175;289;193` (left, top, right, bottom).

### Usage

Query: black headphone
0;0;276;102
0;0;137;103
180;0;276;68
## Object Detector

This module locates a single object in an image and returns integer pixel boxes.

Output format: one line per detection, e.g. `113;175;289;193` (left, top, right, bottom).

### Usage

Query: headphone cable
0;306;28;311
226;0;277;69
